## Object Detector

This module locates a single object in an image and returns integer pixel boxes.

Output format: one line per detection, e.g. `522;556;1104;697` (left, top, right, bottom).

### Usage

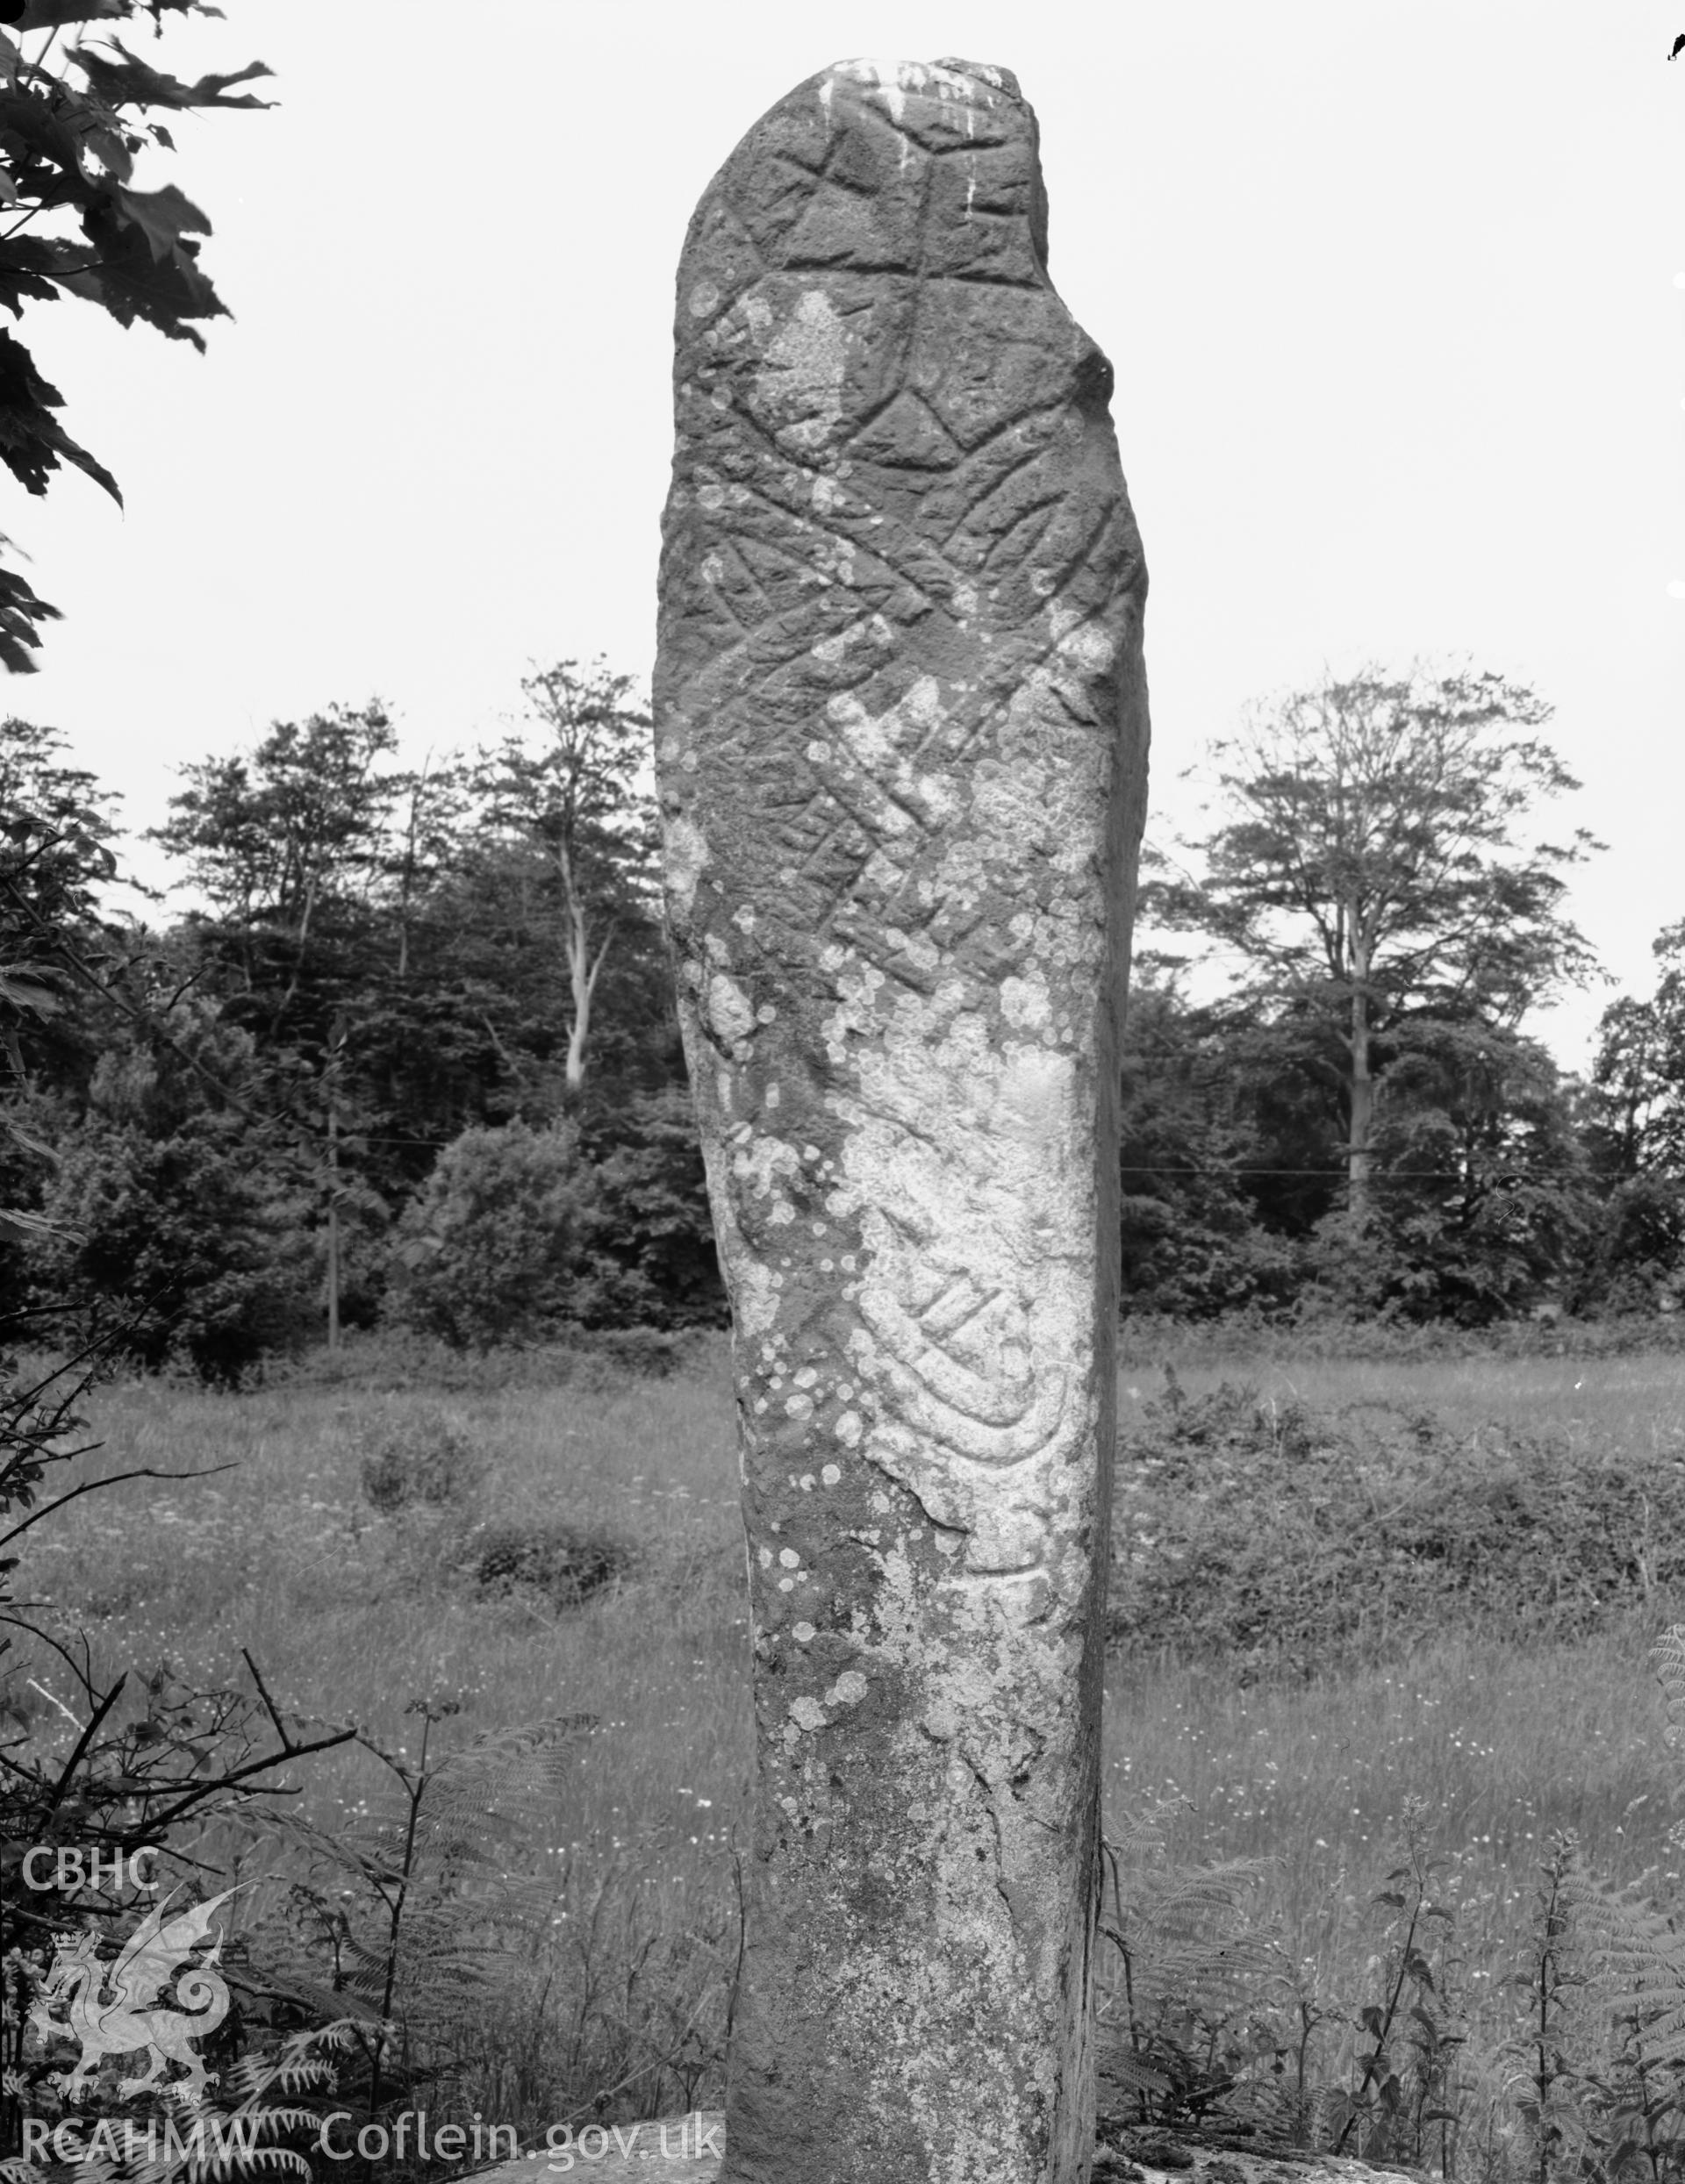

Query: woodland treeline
3;657;1683;1383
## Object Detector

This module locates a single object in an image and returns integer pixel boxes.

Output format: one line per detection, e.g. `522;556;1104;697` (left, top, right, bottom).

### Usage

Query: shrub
356;1406;487;1513
1576;1173;1685;1315
571;1085;727;1330
465;1520;635;1608
31;1114;313;1386
1120;1188;1301;1321
22;1009;315;1386
388;1120;592;1350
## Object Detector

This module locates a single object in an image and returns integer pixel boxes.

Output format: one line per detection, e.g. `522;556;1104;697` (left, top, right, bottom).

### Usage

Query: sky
7;1;1682;1072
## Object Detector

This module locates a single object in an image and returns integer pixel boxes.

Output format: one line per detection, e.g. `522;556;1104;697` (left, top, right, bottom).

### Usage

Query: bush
1119;1189;1301;1321
22;1006;316;1385
32;1115;312;1386
1575;1173;1685;1314
356;1406;487;1512
465;1519;635;1608
387;1120;593;1350
571;1085;727;1330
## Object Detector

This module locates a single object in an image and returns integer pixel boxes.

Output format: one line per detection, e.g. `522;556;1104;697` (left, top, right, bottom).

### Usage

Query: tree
379;751;473;985
151;705;486;1342
468;661;660;1102
0;3;272;670
26;995;314;1382
1577;924;1685;1311
573;1084;725;1328
1305;1018;1591;1323
147;681;696;1348
1113;973;1300;1318
151;701;403;1042
1;714;121;1071
1150;664;1600;1221
1586;924;1685;1178
1;718;124;1272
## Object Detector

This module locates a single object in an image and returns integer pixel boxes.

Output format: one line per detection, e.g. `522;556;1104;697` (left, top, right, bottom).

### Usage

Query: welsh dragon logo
28;1887;239;2104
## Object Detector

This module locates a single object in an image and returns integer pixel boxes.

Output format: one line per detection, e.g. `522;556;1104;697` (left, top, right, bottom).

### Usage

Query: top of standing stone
680;54;1056;311
821;54;1024;107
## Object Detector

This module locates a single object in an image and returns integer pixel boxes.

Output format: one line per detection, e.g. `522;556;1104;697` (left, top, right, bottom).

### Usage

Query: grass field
1119;1340;1685;1463
13;1328;1685;2166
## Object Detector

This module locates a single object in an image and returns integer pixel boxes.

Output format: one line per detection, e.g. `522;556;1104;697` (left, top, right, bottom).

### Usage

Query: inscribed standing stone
654;56;1151;2184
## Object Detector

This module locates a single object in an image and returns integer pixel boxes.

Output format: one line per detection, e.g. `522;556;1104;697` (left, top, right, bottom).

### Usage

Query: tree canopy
8;644;1685;1357
1147;664;1601;1217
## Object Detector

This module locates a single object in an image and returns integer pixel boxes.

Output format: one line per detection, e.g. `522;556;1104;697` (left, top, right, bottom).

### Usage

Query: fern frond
1100;2046;1175;2097
130;2148;311;2184
427;1715;596;1805
216;2107;330;2134
245;1973;384;2024
1135;1857;1276;1930
1103;1798;1190;1865
1654;1625;1685;1758
1567;1865;1685;2037
1119;1933;1285;2021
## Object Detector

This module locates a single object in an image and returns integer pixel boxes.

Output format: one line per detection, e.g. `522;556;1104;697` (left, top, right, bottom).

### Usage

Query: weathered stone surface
655;55;1150;2184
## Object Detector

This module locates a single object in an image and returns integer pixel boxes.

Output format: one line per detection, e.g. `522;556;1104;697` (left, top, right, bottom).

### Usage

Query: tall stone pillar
655;56;1150;2184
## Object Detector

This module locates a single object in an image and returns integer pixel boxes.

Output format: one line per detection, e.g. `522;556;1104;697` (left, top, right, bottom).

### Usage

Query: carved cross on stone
655;56;1151;2184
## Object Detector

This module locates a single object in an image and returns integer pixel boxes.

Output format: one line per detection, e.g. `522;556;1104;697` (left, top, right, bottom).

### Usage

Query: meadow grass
7;1343;755;2130
1117;1343;1685;1467
14;1328;1685;2161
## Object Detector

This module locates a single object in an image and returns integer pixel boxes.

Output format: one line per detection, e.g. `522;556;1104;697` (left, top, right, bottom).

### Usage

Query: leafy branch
0;1;273;669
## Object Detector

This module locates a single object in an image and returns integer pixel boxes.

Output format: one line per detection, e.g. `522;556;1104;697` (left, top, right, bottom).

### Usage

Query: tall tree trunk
558;837;611;1101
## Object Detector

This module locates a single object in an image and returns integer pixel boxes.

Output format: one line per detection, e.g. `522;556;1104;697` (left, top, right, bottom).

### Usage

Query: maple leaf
0;325;120;497
0;237;63;315
0;84;97;197
113;176;207;261
133;2;228;23
74;38;273;111
0;557;58;673
81;117;132;180
74;191;222;340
